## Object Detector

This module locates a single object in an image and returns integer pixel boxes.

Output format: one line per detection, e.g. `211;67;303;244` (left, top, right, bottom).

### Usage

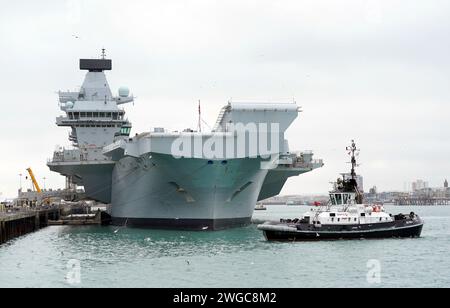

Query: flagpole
198;100;202;133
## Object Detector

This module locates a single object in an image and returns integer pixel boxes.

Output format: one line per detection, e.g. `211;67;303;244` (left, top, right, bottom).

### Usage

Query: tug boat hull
259;219;424;242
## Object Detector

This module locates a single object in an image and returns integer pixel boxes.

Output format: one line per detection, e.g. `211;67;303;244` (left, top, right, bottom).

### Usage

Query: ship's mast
346;140;359;181
346;139;363;204
197;100;202;133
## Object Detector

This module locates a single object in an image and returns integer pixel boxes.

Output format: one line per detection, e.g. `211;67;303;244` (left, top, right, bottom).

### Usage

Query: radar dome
66;101;74;109
118;87;130;98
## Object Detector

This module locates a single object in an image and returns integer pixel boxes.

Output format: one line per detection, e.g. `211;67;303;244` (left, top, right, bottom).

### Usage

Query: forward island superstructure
48;53;133;203
48;53;323;230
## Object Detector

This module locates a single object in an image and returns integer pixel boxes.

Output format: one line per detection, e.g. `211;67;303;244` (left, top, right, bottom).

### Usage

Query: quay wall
0;209;60;245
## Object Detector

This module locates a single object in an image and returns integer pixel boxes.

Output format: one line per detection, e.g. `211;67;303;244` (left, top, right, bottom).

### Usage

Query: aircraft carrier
48;51;323;230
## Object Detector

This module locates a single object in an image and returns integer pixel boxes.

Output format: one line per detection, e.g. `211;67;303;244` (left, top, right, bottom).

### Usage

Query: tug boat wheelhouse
258;141;424;241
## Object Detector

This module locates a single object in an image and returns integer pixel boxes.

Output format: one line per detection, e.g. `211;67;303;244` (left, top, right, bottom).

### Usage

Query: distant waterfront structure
412;179;428;192
445;180;449;198
361;177;450;205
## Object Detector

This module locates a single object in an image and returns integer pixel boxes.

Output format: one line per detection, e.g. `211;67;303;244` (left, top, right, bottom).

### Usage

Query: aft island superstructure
48;53;323;230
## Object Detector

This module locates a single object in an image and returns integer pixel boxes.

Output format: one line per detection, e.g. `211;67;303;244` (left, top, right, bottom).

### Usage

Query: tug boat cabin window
330;193;355;205
343;194;349;204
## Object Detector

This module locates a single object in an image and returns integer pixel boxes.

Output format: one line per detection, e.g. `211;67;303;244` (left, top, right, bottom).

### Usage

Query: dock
1;203;111;245
48;210;111;226
0;207;60;245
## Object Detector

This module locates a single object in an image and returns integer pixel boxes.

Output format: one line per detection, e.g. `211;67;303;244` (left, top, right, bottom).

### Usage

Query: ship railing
56;116;128;124
49;148;81;163
58;91;79;103
212;104;231;132
312;159;324;166
272;152;321;169
277;156;294;165
49;147;107;163
290;157;324;169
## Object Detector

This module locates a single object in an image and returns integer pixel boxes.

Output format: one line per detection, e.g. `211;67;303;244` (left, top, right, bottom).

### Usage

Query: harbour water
0;205;449;288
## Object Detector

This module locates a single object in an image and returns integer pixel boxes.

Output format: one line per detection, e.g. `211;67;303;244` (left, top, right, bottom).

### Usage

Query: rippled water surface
0;205;449;287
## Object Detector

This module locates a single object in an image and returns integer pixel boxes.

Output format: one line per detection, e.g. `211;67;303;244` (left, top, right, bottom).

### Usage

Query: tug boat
258;141;424;241
255;203;267;211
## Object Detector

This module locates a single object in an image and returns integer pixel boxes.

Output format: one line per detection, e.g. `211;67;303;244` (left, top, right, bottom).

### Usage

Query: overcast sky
1;0;449;199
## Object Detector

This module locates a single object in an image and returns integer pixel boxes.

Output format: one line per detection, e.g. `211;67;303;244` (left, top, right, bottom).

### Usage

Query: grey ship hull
111;154;268;230
112;217;251;230
48;56;323;231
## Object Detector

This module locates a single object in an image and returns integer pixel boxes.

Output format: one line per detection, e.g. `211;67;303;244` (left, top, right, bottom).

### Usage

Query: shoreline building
412;179;429;192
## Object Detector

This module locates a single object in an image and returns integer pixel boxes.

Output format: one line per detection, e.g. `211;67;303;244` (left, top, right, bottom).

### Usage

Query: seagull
72;34;81;39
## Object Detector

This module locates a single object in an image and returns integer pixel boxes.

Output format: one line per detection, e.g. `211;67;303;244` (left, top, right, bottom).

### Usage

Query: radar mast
346;140;359;181
345;140;363;204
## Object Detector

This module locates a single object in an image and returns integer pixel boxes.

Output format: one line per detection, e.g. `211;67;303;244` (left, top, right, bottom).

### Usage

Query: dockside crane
26;168;42;193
